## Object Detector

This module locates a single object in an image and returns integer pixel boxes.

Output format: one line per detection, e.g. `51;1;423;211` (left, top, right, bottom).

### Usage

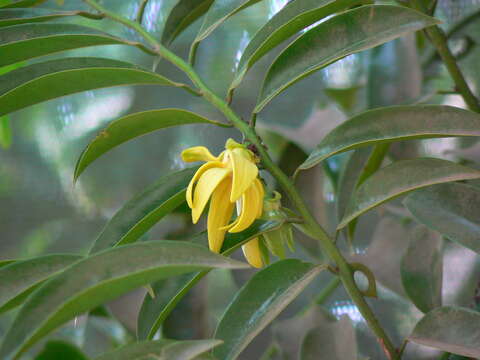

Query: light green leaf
401;226;443;313
137;219;283;340
35;340;89;360
300;316;357;360
161;0;214;45
74;109;227;181
0;115;12;149
338;158;480;229
89;167;198;254
0;241;248;359
254;5;440;113
0;57;187;118
230;0;364;91
0;23;150;67
0;254;82;314
300;105;480;170
213;259;325;360
404;182;480;254
0;0;46;8
409;306;480;358
0;8;98;27
94;339;221;360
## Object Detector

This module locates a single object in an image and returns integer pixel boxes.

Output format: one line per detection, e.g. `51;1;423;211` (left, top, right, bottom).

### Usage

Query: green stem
82;1;399;358
315;276;342;305
136;0;150;24
412;0;480;113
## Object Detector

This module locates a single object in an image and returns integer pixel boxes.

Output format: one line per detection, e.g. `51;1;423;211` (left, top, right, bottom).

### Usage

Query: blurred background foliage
1;0;480;359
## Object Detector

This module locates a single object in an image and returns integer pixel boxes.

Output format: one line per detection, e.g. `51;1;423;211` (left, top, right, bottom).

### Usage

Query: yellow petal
229;148;258;202
254;178;264;218
182;146;219;163
207;178;235;253
192;167;230;223
242;238;263;268
228;182;260;233
186;161;227;208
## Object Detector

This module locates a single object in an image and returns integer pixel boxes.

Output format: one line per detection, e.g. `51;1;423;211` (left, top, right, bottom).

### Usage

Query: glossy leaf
194;0;262;43
213;259;325;360
0;23;143;67
89;167;198;254
230;0;363;91
404;182;480;255
0;0;46;8
74;109;226;181
94;339;221;360
338;158;480;229
300;316;357;360
0;241;248;359
300;105;480;170
401;226;443;313
0;57;186;118
409;306;480;358
161;0;214;45
35;340;89;360
0;254;82;314
255;5;439;113
137;219;282;340
0;9;95;27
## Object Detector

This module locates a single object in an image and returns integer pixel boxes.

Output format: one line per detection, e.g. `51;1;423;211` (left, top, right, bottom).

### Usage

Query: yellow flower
181;139;265;268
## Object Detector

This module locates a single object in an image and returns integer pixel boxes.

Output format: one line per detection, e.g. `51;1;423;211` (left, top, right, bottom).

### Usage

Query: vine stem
411;0;480;113
82;1;399;358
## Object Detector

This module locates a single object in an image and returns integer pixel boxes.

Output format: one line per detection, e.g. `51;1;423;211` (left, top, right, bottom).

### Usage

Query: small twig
249;113;257;128
397;339;408;358
136;0;150;24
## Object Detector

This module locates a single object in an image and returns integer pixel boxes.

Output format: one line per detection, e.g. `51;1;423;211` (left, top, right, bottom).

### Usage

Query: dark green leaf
0;23;143;67
0;57;184;118
74;109;227;181
161;0;214;45
0;254;82;314
0;115;12;148
35;340;89;360
254;5;439;113
213;259;325;360
230;0;364;91
409;306;480;357
338;158;480;229
404;182;480;255
0;259;15;268
0;241;247;359
300;316;357;360
89;167;198;254
0;9;93;27
94;339;221;360
0;0;47;8
401;226;443;313
300;105;480;170
137;219;283;340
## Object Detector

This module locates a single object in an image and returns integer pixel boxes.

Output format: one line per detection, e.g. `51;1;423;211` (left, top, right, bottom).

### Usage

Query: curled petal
228;182;261;233
254;178;265;218
242;238;263;268
192;167;230;223
207;178;235;253
229;148;258;202
186;161;226;208
181;146;219;162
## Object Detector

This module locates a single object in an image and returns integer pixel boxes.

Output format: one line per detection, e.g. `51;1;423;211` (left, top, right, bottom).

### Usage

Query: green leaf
0;241;248;359
300;104;480;170
300;316;357;360
0;9;91;27
213;259;325;360
401;226;443;313
89;167;198;254
254;5;440;113
409;306;480;358
0;115;12;149
0;57;186;118
0;0;47;8
35;340;89;360
0;254;82;315
230;0;364;91
137;219;283;340
161;0;214;45
94;339;221;360
0;259;16;268
338;158;480;229
74;109;226;181
0;23;145;67
404;183;480;255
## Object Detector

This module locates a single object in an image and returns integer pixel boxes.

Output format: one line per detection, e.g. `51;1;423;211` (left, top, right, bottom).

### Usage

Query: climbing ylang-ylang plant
1;0;480;359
